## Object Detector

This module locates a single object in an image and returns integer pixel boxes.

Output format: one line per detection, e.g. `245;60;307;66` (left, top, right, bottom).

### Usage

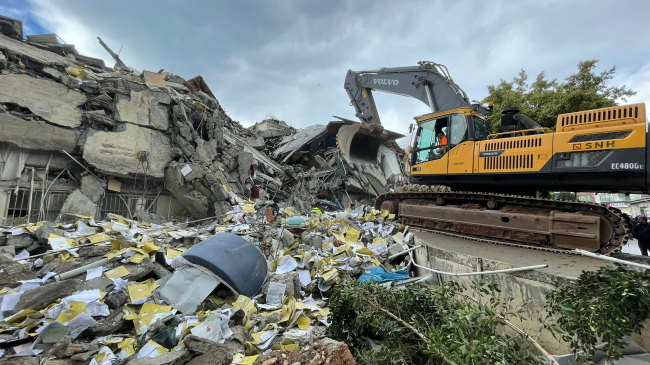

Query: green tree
482;60;636;131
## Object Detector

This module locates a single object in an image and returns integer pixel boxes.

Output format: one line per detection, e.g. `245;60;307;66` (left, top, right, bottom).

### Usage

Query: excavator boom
339;61;485;163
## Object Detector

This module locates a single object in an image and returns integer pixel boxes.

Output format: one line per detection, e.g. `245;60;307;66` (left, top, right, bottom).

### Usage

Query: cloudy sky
2;0;649;144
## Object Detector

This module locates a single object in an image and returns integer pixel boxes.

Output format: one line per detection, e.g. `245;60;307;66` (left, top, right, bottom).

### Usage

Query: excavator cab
411;109;489;171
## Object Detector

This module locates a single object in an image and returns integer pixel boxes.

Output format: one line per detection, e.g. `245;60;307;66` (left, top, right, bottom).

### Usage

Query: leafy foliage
482;60;636;131
544;265;650;363
327;280;544;365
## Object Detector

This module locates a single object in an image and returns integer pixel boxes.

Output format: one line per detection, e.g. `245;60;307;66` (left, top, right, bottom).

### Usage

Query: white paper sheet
86;266;103;281
297;269;312;286
62;289;101;304
49;237;70;250
0;293;21;312
75;221;95;235
85;301;111;317
13;250;29;261
66;313;96;339
266;282;286;305
11;228;26;235
18;281;41;293
275;255;297;274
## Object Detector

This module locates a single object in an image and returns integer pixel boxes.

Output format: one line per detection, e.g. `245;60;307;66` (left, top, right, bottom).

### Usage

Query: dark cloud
17;0;650;143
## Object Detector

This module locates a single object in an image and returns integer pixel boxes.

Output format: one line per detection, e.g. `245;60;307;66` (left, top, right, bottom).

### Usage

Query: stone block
128;350;193;365
35;225;65;244
7;234;35;249
82;123;172;178
80;174;106;203
13;279;82;312
115;90;171;130
81;277;115;292
0;74;86;128
261;272;301;303
57;190;97;223
0;113;77;151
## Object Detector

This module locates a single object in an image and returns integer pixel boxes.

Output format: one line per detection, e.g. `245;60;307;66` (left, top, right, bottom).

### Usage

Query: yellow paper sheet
88;233;112;243
128;284;152;303
56;301;86;323
105;265;130;279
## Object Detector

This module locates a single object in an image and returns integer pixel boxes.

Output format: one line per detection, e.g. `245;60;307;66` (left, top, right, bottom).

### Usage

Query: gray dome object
181;232;268;296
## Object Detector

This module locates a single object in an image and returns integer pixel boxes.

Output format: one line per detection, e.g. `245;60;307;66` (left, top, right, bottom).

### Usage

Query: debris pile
0;198;416;364
0;15;406;228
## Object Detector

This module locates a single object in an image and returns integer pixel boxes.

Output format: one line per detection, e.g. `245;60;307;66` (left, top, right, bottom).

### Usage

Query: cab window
413;116;449;165
449;113;468;146
473;116;489;140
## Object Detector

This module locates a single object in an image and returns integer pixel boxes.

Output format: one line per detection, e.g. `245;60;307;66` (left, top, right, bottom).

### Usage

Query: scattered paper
86;266;103;281
275;255;297;274
11;228;26;235
180;164;192;176
49;236;71;250
266;282;286;305
159;266;220;313
67;313;96;339
85;301;111;317
14;250;29;261
0;293;21;312
105;266;130;279
190;312;231;343
297;269;312;287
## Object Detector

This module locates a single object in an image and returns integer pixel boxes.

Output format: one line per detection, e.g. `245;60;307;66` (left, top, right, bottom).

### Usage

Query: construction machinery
344;61;647;254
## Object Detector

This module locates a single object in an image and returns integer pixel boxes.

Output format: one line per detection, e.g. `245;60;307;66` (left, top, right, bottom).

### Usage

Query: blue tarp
358;267;410;284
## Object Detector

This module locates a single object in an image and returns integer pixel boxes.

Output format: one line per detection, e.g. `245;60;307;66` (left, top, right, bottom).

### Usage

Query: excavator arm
344;61;473;132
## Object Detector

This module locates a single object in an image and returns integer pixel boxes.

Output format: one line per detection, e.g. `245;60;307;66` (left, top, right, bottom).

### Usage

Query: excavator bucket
336;123;386;164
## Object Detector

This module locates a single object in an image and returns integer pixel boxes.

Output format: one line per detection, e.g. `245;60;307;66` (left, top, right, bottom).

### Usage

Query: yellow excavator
344;61;647;254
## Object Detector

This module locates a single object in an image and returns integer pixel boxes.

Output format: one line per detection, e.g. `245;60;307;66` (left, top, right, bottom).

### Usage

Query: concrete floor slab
414;230;648;280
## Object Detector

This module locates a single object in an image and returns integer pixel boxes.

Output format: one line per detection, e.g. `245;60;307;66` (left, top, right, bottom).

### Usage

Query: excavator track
375;191;631;256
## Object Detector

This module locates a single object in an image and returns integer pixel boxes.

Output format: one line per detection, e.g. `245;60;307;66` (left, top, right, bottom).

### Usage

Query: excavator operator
436;131;447;154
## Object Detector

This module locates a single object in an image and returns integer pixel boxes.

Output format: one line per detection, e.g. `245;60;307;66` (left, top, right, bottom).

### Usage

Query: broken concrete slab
0;255;38;287
0;33;74;67
261;272;301;302
78;245;111;257
7;234;35;249
35;225;66;244
133;211;167;225
13;279;82;312
0;74;86;128
82;123;173;178
0;113;77;151
42;66;62;80
129;350;193;365
115;90;171;131
82;310;127;337
123;258;154;281
104;290;129;309
80;174;106;203
165;165;209;219
81;277;115;292
57;190;97;223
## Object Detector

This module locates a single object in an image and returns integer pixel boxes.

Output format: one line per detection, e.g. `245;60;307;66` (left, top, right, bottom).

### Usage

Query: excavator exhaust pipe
336;123;388;164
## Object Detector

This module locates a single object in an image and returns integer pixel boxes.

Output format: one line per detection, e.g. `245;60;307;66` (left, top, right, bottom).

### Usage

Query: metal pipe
61;150;101;181
408;251;547;277
39;155;53;221
387;245;422;260
574;249;650;270
27;167;35;224
54;256;119;281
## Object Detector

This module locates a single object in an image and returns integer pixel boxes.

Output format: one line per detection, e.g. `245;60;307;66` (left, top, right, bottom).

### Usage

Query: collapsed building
0;15;406;227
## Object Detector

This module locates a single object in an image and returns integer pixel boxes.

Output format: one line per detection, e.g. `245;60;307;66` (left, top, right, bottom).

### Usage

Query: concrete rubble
0;16;406;230
0;15;412;365
0;201;412;364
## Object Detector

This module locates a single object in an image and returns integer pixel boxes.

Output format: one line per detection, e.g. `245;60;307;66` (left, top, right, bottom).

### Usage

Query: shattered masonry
0;14;413;365
0;20;406;226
